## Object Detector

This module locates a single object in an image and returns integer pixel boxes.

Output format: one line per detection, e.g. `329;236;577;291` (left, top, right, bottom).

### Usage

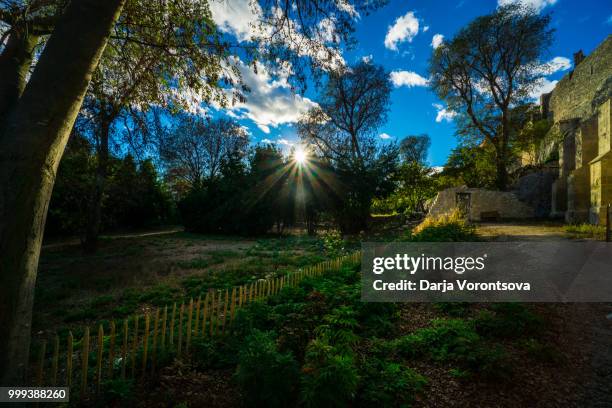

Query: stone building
539;35;612;224
428;186;534;222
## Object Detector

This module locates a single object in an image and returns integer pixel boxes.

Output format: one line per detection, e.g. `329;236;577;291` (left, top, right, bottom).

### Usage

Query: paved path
42;227;183;250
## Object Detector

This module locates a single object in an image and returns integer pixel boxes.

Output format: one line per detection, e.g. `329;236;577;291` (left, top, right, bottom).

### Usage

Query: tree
428;4;553;190
439;143;497;189
160;115;249;195
400;134;430;165
298;62;398;232
0;0;125;385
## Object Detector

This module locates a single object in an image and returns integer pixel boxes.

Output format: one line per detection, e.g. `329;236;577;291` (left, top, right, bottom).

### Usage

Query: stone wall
428;186;534;222
546;35;612;124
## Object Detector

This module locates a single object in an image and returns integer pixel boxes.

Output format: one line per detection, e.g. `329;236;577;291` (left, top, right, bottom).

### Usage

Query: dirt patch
476;221;569;241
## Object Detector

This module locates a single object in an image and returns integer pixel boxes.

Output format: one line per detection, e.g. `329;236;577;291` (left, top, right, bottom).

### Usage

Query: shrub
235;330;299;408
300;338;360;408
565;223;606;240
358;359;427;407
101;378;134;405
394;318;511;379
475;303;543;339
406;208;477;242
322;230;345;255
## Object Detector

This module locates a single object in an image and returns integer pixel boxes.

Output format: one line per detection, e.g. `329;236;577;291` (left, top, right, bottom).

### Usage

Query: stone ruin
542;35;612;224
428;35;612;224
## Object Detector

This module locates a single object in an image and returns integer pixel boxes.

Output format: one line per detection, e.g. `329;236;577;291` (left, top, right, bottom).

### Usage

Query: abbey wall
540;35;612;224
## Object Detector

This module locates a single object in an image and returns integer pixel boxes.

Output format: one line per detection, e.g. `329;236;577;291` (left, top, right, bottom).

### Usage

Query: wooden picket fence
29;251;361;398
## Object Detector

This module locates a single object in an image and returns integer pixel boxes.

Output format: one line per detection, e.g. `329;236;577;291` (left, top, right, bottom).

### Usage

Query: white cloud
209;0;345;71
277;138;294;146
384;11;419;51
422;25;430;32
261;138;274;144
379;133;393;140
497;0;557;12
335;0;360;19
433;103;457;123
209;0;262;42
545;56;572;73
361;54;373;64
222;60;318;133
390;71;429;88
431;34;444;49
529;78;558;102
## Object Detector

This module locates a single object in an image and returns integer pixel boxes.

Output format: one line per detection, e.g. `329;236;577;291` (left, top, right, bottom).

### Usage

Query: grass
565;223;606;240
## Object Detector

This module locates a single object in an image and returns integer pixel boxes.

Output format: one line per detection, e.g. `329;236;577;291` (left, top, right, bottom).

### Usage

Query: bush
235;330;299;408
394;318;511;379
406;208;477;242
300;338;360;408
358;359;427;407
474;303;543;339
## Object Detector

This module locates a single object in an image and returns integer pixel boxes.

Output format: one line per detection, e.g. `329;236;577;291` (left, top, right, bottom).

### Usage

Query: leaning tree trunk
0;0;125;386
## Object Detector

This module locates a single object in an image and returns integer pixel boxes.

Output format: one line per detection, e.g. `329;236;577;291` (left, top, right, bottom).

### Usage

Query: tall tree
428;4;553;189
0;0;125;385
159;115;249;195
298;62;397;232
400;134;430;165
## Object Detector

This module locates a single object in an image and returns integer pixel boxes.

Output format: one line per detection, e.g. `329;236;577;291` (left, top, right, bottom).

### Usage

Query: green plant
101;378;134;405
475;303;543;339
406;209;478;242
300;338;359;408
358;359;427;407
235;330;299;408
322;230;344;255
565;223;606;240
520;338;565;364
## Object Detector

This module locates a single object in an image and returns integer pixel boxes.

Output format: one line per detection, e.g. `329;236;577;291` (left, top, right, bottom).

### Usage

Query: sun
294;147;308;165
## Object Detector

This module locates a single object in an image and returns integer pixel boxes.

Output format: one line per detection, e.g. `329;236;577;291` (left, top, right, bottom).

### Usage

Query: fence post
108;321;116;379
96;325;103;393
67;332;73;387
81;327;90;398
121;320;128;379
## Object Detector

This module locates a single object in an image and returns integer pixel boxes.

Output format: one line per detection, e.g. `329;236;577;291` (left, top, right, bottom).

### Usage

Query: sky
207;0;612;167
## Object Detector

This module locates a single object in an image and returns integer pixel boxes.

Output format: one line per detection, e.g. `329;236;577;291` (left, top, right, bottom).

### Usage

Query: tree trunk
83;118;111;253
0;0;124;386
0;28;40;120
496;114;510;190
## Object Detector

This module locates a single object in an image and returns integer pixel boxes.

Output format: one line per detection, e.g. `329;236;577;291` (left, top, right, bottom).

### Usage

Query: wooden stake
209;291;215;337
186;299;193;353
221;289;229;334
67;332;73;388
96;325;103;393
130;316;139;378
194;296;201;338
160;306;168;349
151;309;160;373
230;287;237;323
81;327;90;397
142;313;150;377
202;292;209;337
108;321;116;379
177;303;184;356
121;319;128;379
169;303;176;345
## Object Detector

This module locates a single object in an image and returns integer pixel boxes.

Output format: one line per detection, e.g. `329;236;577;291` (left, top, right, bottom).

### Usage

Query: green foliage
519;338;565;364
179;145;289;235
46;139;174;237
438;144;497;189
565;223;606;240
300;338;360;408
101;378;134;405
322;230;345;256
235;330;299;408
405;209;478;242
434;302;471;317
394;318;511;379
358;359;427;407
474;303;543;339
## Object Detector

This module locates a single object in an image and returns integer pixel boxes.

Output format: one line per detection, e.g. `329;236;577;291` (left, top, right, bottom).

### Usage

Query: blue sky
209;0;612;166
